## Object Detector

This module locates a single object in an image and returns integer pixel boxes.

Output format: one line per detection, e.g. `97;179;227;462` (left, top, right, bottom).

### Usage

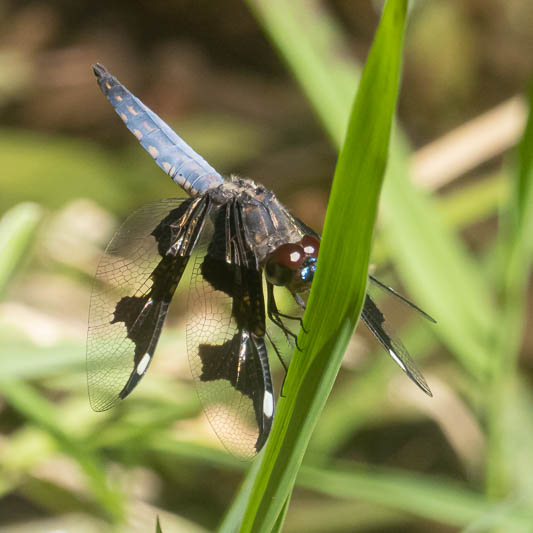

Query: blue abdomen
93;64;224;196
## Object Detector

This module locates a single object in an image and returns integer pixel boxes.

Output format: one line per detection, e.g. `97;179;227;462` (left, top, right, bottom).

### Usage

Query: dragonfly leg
265;330;288;403
274;309;307;333
265;330;288;372
266;283;302;351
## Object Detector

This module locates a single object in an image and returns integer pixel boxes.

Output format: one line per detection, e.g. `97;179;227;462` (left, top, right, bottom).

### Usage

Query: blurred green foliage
1;0;533;532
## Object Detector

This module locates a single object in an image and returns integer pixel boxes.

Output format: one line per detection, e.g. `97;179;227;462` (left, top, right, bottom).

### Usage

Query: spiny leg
265;330;289;398
267;283;302;350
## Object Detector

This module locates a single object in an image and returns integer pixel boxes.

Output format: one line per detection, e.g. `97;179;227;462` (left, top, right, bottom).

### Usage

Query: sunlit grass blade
496;77;533;347
237;2;408;531
311;323;435;456
0;202;42;297
438;171;507;230
245;0;358;146
0;379;125;522
381;140;495;378
486;80;533;498
297;463;533;530
218;453;261;533
512;80;533;231
0;338;85;378
247;0;498;380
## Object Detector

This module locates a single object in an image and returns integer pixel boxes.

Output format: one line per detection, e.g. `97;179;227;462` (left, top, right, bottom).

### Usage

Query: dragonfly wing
187;202;274;458
87;196;210;411
361;294;432;397
368;275;436;323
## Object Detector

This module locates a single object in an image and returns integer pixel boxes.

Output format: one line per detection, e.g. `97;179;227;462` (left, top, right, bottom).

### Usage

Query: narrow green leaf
297;464;533;530
247;0;498;380
311;323;435;456
0;202;42;296
438;171;507;230
239;3;408;531
218;457;262;533
513;81;533;228
272;497;290;533
245;0;358;146
0;380;125;521
381;139;495;379
486;80;533;498
0;337;85;378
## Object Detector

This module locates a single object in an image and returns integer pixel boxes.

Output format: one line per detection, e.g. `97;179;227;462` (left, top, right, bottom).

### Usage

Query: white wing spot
133;129;143;140
114;95;123;102
127;105;138;115
388;349;406;371
148;145;159;158
263;391;274;418
105;82;112;90
162;162;171;173
120;112;128;122
136;353;151;375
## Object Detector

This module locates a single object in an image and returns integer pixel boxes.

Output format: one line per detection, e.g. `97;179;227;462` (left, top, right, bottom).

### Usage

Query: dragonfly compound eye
300;256;317;282
299;235;320;257
265;243;305;286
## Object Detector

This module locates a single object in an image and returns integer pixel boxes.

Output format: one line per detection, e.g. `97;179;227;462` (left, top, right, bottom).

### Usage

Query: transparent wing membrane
86;197;208;411
368;275;436;323
186;206;273;458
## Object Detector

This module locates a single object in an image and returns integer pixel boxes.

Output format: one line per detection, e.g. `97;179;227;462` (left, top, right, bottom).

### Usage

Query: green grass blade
217;457;262;533
245;0;358;146
297;463;533;530
272;497;290;533
0;202;42;297
247;0;498;380
0;337;85;379
497;78;533;348
381;139;495;378
0;380;125;521
311;323;435;456
486;80;533;498
438;171;507;230
238;3;408;531
513;81;533;228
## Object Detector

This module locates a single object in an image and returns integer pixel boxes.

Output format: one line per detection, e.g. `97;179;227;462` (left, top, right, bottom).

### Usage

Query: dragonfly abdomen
93;63;224;196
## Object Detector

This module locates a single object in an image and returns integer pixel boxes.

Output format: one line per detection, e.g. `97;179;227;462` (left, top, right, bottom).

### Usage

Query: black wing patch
87;196;210;411
361;294;432;397
187;201;273;458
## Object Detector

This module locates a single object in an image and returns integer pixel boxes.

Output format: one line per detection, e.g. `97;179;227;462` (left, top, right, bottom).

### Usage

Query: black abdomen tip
92;63;109;79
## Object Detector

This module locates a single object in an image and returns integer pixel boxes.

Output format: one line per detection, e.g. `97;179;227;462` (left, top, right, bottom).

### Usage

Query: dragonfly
87;64;435;458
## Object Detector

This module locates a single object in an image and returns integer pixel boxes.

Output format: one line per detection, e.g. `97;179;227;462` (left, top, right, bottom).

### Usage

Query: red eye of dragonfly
265;243;305;286
271;243;305;268
299;235;320;257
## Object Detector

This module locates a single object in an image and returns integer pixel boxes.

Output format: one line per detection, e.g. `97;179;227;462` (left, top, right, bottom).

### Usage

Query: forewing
368;275;436;323
361;295;432;397
186;204;274;458
87;196;209;411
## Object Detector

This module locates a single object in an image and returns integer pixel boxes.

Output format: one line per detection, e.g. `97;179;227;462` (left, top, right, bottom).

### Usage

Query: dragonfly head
264;235;320;293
